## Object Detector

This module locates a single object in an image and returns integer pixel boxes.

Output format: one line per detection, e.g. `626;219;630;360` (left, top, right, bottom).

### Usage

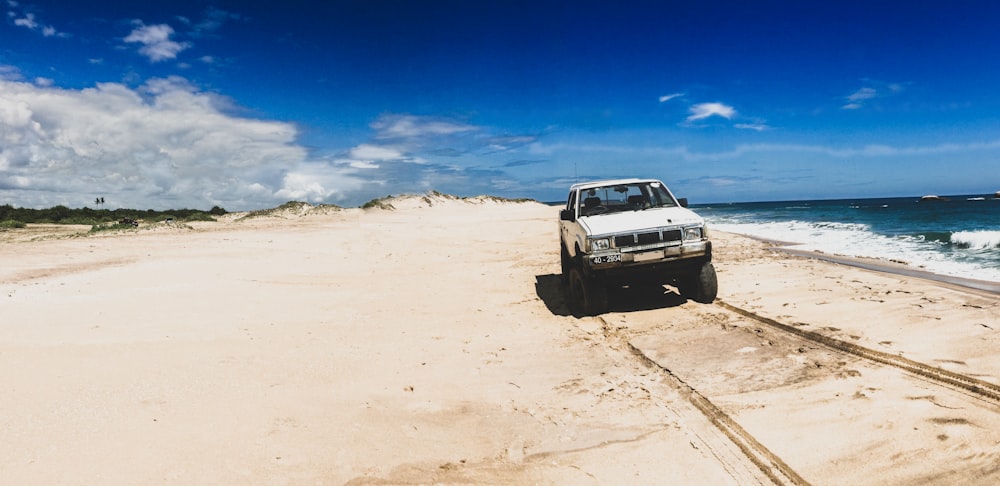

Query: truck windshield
578;182;677;216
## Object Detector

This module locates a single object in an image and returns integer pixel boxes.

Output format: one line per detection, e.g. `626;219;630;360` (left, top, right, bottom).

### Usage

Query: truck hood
579;207;703;236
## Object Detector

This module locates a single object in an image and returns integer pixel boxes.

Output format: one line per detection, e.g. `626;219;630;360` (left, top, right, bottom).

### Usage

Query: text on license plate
592;254;622;264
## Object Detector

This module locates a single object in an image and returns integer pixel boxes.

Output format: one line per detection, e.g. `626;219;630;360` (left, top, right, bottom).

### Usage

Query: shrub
0;219;26;229
58;217;102;226
89;222;137;233
361;196;395;210
182;212;217;222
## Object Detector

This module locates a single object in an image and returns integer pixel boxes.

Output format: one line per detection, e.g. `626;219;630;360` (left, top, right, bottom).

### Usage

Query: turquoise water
694;195;1000;283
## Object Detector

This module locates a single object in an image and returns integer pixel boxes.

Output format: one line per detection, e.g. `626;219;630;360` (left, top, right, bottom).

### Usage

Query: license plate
592;254;621;264
634;250;663;262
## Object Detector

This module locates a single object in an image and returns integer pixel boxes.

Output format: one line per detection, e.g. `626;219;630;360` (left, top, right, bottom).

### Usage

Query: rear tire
679;262;718;304
567;266;608;317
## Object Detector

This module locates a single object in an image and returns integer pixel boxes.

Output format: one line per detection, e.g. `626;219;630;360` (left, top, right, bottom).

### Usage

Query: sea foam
951;230;1000;250
698;195;1000;283
709;220;1000;282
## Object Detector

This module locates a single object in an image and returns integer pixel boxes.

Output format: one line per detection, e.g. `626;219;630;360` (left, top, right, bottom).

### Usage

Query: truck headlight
589;238;611;251
683;226;703;241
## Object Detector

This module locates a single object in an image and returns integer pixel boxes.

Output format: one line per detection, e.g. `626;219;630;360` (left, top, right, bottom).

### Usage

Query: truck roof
569;178;654;192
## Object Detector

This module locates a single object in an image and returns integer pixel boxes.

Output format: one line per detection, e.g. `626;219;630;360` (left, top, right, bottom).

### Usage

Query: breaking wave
951;230;1000;250
706;219;1000;282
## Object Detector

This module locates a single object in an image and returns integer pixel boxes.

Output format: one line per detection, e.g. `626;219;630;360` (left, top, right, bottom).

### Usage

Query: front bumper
586;240;711;270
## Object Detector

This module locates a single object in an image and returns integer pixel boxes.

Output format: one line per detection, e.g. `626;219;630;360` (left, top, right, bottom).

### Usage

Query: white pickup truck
558;178;717;316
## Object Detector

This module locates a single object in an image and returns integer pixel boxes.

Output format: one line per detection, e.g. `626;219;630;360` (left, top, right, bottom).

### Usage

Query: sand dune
1;196;998;484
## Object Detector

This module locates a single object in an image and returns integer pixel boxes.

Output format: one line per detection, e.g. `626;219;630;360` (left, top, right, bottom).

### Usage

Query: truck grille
613;229;682;249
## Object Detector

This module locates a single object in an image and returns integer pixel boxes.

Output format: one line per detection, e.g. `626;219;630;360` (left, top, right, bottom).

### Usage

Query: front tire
567;266;608;317
679;262;718;304
560;244;573;283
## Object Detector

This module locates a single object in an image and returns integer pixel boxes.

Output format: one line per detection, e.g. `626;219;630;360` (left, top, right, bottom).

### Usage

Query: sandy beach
2;195;999;485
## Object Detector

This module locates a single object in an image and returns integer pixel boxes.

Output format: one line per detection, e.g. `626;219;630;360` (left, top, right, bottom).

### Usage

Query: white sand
1;196;998;484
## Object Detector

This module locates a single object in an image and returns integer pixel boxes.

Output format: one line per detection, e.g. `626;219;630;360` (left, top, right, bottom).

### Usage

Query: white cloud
687;102;736;121
842;86;879;110
658;93;683;103
124;23;190;62
482;134;536;153
274;164;364;203
0;79;544;208
349;144;405;161
0;65;22;81
847;87;876;102
13;12;36;29
734;122;769;131
273;172;329;201
11;10;60;36
0;77;365;210
371;114;477;140
355;113;490;167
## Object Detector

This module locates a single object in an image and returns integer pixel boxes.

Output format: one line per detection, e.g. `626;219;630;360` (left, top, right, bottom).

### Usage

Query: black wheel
679;262;718;304
560;244;573;283
567;266;608;317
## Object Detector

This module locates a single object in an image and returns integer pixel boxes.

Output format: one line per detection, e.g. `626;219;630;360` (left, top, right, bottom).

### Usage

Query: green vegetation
361;195;395;210
427;190;458;200
0;219;26;229
475;195;536;203
236;201;342;220
0;203;228;226
242;200;311;217
1;193;535;229
182;212;218;222
89;222;140;234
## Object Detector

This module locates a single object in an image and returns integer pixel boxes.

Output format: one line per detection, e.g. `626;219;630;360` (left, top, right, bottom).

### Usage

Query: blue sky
2;1;1000;210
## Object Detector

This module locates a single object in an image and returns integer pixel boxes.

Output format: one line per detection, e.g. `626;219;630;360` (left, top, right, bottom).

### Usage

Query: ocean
692;194;1000;284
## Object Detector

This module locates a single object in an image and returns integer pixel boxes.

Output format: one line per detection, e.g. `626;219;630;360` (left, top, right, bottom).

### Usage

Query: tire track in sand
597;315;811;486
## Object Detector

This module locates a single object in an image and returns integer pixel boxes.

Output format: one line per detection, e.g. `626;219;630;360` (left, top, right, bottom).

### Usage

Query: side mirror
560;209;575;222
677;197;689;208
